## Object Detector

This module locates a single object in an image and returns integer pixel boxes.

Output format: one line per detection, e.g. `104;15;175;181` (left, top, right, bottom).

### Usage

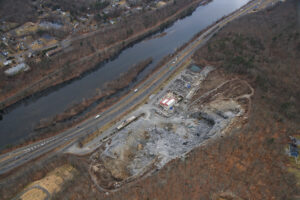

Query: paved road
0;0;266;175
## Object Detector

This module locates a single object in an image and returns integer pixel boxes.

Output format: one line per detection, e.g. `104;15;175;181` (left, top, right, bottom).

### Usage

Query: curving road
0;0;268;175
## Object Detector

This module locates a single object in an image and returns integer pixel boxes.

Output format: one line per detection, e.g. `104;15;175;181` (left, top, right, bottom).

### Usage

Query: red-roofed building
160;97;176;110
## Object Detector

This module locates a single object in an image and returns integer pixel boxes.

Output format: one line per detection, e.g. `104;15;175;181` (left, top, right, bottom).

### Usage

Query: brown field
17;165;76;200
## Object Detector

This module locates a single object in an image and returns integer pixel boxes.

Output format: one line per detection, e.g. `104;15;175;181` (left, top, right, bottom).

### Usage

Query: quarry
88;64;253;191
1;0;298;199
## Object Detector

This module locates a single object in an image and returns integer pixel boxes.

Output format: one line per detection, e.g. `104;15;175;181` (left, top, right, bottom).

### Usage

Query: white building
160;97;176;110
4;63;30;76
3;60;12;66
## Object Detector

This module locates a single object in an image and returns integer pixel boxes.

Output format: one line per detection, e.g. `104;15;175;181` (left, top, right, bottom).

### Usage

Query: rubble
89;65;252;191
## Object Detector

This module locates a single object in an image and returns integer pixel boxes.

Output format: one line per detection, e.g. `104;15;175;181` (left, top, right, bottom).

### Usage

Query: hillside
0;0;299;199
194;0;300;124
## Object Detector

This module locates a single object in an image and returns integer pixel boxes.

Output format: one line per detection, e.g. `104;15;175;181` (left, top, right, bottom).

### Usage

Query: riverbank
0;58;152;153
0;0;210;111
0;0;254;153
34;58;152;135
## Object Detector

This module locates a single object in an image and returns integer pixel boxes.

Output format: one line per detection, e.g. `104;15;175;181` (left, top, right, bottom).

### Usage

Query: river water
0;0;250;149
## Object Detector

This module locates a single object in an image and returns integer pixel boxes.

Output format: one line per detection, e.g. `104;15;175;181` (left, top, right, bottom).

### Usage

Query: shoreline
0;0;210;111
0;0;255;153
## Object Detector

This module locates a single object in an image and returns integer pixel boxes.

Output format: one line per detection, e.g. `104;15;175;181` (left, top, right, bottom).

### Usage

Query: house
1;51;9;57
3;59;12;66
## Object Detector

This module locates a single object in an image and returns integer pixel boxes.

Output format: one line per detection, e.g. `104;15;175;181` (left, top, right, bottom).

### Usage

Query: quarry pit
88;65;253;191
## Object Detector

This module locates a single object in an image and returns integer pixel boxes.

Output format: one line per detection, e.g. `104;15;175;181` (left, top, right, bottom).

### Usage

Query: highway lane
0;0;264;175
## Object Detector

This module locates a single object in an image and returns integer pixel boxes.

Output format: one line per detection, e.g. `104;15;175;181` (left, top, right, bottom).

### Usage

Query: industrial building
158;91;182;112
160;97;176;110
4;63;30;76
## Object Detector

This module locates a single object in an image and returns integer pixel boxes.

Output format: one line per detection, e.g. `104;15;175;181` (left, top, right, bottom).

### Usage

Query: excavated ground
88;66;253;191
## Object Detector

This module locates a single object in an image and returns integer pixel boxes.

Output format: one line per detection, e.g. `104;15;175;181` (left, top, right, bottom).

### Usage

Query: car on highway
134;89;138;93
95;114;101;119
172;56;178;64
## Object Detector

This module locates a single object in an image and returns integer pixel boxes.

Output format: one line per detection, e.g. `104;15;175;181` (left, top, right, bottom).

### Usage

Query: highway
0;0;269;175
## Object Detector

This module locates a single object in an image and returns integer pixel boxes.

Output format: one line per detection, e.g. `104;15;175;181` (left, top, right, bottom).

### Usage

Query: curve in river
0;0;250;149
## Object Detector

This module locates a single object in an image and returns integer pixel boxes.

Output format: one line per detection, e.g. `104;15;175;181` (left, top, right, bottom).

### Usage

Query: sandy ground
15;165;76;200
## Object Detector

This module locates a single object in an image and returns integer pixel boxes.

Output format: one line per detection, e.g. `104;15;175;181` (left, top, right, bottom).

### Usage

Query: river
0;0;250;149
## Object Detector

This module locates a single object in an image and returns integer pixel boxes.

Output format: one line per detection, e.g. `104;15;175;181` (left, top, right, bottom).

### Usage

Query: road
0;0;269;175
